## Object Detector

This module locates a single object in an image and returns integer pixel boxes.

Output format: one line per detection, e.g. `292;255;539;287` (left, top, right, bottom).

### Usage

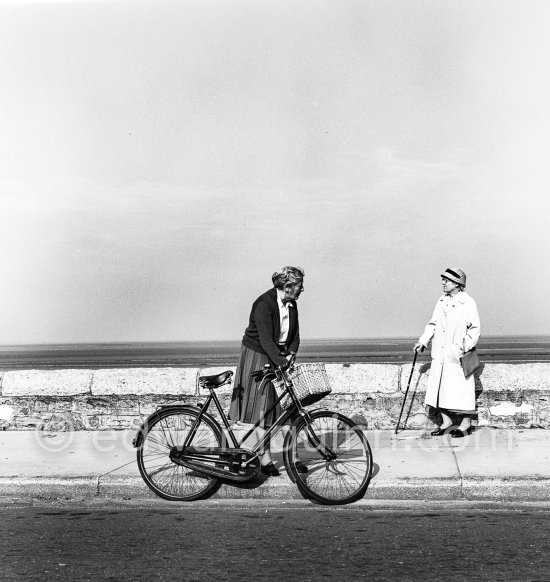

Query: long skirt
228;344;282;428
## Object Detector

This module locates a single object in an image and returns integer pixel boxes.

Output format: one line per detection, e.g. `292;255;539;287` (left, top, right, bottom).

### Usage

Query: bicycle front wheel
283;410;372;505
137;406;222;502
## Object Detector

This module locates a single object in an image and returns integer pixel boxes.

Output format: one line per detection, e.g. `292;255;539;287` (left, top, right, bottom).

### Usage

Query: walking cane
395;350;418;434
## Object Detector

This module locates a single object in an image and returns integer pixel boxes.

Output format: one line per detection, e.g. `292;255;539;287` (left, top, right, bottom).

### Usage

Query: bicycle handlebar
251;353;297;381
283;353;297;370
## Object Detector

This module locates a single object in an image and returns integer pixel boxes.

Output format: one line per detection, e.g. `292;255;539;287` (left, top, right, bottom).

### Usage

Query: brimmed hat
441;267;466;286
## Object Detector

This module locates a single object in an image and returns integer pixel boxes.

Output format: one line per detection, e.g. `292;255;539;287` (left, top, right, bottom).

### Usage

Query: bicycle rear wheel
283;410;372;505
137;406;222;501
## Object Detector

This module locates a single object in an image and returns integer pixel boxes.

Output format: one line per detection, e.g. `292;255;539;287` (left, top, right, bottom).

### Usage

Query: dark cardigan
241;288;300;367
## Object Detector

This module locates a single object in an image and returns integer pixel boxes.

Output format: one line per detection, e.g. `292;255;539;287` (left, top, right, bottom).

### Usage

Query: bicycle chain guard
170;446;261;482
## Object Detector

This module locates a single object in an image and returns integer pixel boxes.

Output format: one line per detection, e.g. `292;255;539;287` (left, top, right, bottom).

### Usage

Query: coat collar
438;291;468;304
270;286;295;308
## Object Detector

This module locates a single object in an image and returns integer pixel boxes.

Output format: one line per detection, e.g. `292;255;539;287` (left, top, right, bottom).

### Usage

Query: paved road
1;502;549;581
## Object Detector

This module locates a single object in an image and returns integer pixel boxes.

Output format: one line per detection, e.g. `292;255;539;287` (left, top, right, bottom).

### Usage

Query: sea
0;336;549;370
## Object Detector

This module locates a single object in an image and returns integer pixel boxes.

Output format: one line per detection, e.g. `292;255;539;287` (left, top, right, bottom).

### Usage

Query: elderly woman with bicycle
228;266;305;476
135;265;373;504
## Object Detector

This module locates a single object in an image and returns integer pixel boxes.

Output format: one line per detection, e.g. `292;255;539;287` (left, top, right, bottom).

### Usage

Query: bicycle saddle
198;370;233;388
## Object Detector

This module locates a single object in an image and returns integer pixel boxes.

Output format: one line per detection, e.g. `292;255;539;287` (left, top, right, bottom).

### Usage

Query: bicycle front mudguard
132;404;205;449
290;407;333;423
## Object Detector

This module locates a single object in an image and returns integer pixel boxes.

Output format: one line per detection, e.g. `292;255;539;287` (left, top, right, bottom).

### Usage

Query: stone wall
0;362;549;430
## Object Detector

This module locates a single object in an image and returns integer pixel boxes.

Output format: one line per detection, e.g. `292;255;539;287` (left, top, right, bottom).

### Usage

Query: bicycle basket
274;363;332;409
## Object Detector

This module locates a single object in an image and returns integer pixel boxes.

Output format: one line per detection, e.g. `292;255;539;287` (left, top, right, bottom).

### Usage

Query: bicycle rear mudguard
132;404;204;449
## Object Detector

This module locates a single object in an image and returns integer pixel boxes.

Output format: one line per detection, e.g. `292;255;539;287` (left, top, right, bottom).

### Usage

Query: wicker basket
274;363;332;410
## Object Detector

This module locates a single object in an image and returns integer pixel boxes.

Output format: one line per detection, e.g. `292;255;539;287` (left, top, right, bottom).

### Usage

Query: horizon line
1;334;549;350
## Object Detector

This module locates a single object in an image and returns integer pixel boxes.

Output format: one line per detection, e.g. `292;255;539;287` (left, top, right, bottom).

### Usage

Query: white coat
418;291;481;412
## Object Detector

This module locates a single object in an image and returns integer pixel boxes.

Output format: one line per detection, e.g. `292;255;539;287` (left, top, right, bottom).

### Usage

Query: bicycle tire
137;406;223;502
283;410;372;505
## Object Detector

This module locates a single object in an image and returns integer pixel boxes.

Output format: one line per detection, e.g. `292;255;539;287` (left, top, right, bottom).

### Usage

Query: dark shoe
261;462;280;477
295;461;308;474
450;427;473;438
430;426;453;436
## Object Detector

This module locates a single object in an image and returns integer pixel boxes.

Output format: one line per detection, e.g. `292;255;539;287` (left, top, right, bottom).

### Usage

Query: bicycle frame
135;362;374;504
179;366;334;468
186;370;299;455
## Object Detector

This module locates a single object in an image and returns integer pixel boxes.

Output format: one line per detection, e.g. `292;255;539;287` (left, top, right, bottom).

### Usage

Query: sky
1;0;549;344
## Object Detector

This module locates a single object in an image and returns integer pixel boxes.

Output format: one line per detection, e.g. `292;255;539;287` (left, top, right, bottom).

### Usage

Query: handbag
460;347;481;377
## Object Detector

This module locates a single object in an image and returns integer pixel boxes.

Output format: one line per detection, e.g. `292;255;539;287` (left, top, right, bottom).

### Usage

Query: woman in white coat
414;268;481;438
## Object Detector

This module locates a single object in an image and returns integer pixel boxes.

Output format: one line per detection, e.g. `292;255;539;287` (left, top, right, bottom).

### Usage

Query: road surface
1;501;549;581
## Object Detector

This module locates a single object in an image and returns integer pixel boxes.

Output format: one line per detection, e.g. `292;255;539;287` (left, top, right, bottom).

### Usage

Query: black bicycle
133;359;373;505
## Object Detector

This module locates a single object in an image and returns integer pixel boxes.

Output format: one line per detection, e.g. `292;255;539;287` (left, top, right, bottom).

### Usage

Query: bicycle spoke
146;461;178;479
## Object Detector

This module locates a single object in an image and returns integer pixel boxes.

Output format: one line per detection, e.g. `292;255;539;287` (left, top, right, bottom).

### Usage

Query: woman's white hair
272;266;305;289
